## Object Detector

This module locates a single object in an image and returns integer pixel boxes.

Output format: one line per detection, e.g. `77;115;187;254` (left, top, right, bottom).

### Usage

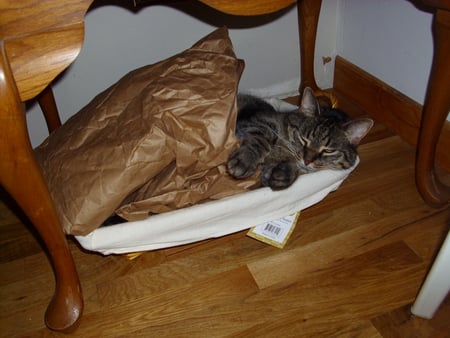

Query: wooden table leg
415;9;450;207
297;0;322;93
38;86;62;133
0;53;83;332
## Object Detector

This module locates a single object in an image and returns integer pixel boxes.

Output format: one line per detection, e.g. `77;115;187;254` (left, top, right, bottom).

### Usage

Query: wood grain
197;0;296;15
1;0;93;101
5;24;85;101
1;103;449;337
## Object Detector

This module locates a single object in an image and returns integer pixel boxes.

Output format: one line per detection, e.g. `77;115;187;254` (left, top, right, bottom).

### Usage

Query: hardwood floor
1;95;449;337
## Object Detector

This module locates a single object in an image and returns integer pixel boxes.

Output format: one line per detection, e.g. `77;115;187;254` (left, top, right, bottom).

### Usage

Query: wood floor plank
228;242;426;337
95;232;269;308
371;297;450;338
403;211;450;261
233;318;383;338
46;266;257;338
0;253;54;318
247;200;445;289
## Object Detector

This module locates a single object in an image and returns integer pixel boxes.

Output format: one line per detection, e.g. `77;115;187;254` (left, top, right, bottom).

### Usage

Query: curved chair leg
297;0;322;93
0;52;83;332
415;9;450;207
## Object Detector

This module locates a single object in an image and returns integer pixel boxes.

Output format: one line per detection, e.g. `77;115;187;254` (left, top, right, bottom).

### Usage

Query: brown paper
35;27;259;236
117;163;259;221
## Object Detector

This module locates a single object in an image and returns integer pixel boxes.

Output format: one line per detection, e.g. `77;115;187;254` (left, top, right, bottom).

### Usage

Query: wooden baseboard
333;55;450;171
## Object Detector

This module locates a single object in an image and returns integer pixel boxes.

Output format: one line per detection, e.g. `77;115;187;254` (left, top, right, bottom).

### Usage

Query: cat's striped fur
227;87;373;190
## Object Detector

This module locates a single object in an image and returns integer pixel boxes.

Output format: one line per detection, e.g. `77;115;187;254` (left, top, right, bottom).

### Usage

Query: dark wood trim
333;55;450;172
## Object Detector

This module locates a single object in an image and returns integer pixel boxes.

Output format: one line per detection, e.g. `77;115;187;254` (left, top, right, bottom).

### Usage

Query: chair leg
411;231;450;319
412;12;450;310
415;9;450;207
297;0;322;93
0;53;83;332
38;85;62;133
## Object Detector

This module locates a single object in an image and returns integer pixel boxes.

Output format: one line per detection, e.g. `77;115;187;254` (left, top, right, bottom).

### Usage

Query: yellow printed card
247;212;300;248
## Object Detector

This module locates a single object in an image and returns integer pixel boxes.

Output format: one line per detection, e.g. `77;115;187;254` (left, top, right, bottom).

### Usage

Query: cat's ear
344;118;374;145
300;87;320;117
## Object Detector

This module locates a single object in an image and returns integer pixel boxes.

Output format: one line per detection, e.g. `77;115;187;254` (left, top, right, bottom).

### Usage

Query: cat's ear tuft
344;118;374;145
300;87;320;117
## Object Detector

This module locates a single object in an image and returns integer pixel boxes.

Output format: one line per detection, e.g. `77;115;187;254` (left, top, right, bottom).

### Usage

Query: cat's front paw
262;162;298;190
227;149;258;178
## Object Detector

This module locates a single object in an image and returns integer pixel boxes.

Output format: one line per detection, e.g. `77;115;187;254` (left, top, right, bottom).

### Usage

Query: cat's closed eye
322;148;338;155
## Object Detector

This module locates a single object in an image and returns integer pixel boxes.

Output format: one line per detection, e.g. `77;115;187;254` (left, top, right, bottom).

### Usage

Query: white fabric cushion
75;158;358;255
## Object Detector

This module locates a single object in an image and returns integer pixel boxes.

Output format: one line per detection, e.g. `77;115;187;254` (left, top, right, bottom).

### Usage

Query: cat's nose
303;149;318;165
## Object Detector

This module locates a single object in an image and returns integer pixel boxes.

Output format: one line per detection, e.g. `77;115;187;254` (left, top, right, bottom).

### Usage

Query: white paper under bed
75;158;358;255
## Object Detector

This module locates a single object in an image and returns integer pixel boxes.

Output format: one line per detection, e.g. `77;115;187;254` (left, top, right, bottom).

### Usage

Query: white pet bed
75;158;357;255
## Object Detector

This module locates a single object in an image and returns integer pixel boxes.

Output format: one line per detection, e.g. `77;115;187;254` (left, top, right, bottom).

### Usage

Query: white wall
337;0;434;105
337;0;449;121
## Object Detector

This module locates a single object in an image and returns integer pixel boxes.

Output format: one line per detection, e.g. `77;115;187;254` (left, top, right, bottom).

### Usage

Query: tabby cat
227;87;373;190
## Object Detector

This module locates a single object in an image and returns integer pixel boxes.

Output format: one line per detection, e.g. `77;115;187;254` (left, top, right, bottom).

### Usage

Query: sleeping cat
227;87;373;190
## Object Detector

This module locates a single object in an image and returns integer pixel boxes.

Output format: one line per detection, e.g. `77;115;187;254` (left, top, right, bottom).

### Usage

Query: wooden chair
0;0;448;332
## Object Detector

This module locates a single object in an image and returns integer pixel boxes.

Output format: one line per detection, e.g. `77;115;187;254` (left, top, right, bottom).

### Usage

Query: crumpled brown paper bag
35;27;259;236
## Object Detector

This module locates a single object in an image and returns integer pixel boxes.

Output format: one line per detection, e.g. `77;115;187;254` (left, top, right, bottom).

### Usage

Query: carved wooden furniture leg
415;9;450;207
38;86;62;133
0;52;83;332
297;0;322;93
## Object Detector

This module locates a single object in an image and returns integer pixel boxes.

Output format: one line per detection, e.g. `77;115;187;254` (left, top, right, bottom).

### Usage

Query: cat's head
287;87;373;172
